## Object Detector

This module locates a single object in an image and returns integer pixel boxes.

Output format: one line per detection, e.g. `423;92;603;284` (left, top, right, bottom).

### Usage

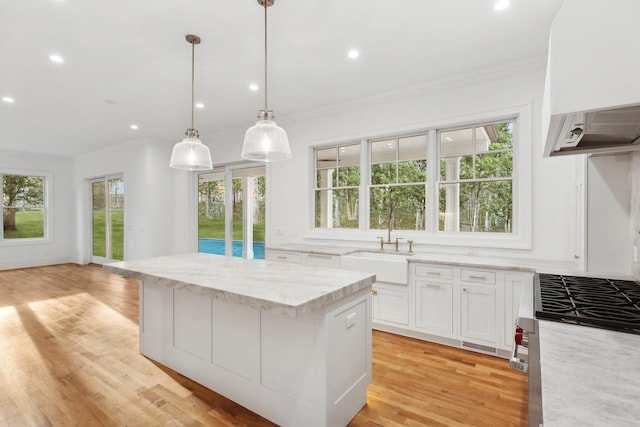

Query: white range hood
543;0;640;157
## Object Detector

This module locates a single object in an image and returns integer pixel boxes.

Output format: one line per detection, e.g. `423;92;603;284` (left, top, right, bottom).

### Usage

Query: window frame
313;142;363;230
436;120;515;234
0;169;51;245
368;133;428;232
308;105;532;250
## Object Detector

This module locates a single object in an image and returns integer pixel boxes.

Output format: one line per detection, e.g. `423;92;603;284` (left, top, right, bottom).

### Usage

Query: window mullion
360;138;369;231
426;129;439;234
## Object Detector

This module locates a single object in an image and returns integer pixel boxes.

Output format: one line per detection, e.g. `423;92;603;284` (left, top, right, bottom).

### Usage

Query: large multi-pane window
1;174;46;240
438;121;514;233
369;134;427;231
312;118;517;236
315;143;360;228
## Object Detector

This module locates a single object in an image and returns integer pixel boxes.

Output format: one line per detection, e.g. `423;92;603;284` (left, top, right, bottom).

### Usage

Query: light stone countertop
539;320;640;427
266;243;362;256
268;243;638;278
104;253;375;317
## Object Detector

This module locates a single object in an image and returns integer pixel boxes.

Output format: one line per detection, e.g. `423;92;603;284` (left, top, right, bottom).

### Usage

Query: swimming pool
198;239;265;260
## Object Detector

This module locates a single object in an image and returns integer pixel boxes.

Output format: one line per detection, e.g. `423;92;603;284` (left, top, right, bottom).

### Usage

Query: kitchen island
104;253;376;427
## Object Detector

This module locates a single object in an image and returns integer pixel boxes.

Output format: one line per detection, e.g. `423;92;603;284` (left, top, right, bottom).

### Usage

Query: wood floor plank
0;264;528;426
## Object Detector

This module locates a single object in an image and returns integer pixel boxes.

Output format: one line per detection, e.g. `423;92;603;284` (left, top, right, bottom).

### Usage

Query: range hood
542;0;640;157
545;104;640;157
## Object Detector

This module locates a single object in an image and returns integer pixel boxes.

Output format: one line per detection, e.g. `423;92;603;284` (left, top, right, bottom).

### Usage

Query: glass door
91;175;124;263
198;165;265;259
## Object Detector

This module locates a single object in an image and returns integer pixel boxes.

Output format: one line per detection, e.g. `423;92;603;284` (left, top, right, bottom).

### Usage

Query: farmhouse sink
341;250;412;284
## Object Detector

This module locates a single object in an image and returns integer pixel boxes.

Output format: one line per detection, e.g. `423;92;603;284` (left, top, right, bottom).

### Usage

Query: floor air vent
462;341;496;354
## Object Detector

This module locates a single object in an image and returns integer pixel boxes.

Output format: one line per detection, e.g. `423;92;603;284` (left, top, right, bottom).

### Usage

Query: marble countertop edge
104;257;375;317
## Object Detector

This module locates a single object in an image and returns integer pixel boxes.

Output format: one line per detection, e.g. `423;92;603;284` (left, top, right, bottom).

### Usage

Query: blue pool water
198;239;265;260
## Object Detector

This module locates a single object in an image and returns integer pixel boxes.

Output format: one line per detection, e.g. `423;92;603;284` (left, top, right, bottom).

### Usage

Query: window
311;114;524;245
91;176;124;262
438;122;514;233
315;143;360;229
1;174;46;241
369;134;427;231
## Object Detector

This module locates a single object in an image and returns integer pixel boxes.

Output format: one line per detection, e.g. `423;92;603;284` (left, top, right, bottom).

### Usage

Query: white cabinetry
414;264;454;337
409;262;532;357
266;250;302;264
303;253;341;268
372;283;409;326
502;273;525;348
459;268;497;346
460;283;496;345
266;249;340;268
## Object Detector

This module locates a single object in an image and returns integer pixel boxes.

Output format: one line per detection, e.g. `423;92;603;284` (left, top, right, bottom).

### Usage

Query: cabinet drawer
414;264;453;280
303;253;340;268
460;269;496;284
266;251;302;264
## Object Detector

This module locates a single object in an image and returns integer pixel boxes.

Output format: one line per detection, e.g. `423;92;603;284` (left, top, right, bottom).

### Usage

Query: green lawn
198;215;265;242
92;209;124;260
3;210;44;239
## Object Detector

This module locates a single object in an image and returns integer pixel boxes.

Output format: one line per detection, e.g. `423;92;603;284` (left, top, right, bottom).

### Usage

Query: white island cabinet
104;253;375;427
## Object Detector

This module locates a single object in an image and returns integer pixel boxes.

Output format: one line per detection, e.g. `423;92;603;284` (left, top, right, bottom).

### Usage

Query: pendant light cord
263;1;268;111
191;39;196;130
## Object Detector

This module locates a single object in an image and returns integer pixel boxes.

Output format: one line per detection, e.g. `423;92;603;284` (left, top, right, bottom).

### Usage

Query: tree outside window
438;122;514;233
315;144;360;229
2;174;45;239
369;134;427;231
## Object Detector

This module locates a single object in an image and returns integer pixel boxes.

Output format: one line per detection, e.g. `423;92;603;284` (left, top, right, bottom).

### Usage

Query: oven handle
509;342;529;373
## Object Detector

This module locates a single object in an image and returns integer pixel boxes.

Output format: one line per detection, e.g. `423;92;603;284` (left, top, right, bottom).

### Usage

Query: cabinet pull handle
426;271;441;275
277;256;287;260
469;275;486;279
426;284;441;289
463;288;467;292
308;254;331;259
372;289;378;296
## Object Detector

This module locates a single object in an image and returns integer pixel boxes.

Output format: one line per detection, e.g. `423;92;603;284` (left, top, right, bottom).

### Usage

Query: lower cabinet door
415;280;454;336
372;286;409;326
460;284;496;344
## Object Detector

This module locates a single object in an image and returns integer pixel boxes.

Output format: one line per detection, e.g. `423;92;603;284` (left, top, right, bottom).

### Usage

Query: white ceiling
0;0;565;157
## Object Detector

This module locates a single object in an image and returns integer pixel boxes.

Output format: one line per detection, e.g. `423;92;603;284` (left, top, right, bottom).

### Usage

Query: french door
198;165;266;259
91;175;124;263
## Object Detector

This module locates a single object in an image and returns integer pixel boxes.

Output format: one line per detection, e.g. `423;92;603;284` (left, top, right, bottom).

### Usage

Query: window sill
303;228;531;251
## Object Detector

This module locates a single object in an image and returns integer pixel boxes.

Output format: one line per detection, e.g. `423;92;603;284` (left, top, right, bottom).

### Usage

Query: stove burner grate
536;273;640;334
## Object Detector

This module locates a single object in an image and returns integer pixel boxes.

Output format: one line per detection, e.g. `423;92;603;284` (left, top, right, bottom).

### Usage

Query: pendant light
170;34;213;171
241;0;292;162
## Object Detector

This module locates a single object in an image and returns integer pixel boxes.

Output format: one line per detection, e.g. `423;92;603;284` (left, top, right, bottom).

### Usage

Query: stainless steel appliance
511;273;640;426
545;104;640;157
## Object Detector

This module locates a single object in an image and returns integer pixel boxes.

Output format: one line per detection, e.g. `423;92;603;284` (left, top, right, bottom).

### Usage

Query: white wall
586;154;631;275
74;137;192;264
199;58;582;266
0;58;604;271
0;149;76;269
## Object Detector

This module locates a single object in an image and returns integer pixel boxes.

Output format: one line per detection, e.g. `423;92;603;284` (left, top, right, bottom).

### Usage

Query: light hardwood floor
0;264;527;426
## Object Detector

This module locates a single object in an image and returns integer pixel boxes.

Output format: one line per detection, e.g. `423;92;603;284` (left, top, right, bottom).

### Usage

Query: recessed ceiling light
130;124;139;130
494;0;510;11
49;54;64;63
348;49;360;59
195;102;204;109
2;96;15;103
249;84;259;91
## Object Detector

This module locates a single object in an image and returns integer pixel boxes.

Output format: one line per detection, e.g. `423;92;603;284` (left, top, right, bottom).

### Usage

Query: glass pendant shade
242;114;291;162
169;132;213;171
170;34;213;171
